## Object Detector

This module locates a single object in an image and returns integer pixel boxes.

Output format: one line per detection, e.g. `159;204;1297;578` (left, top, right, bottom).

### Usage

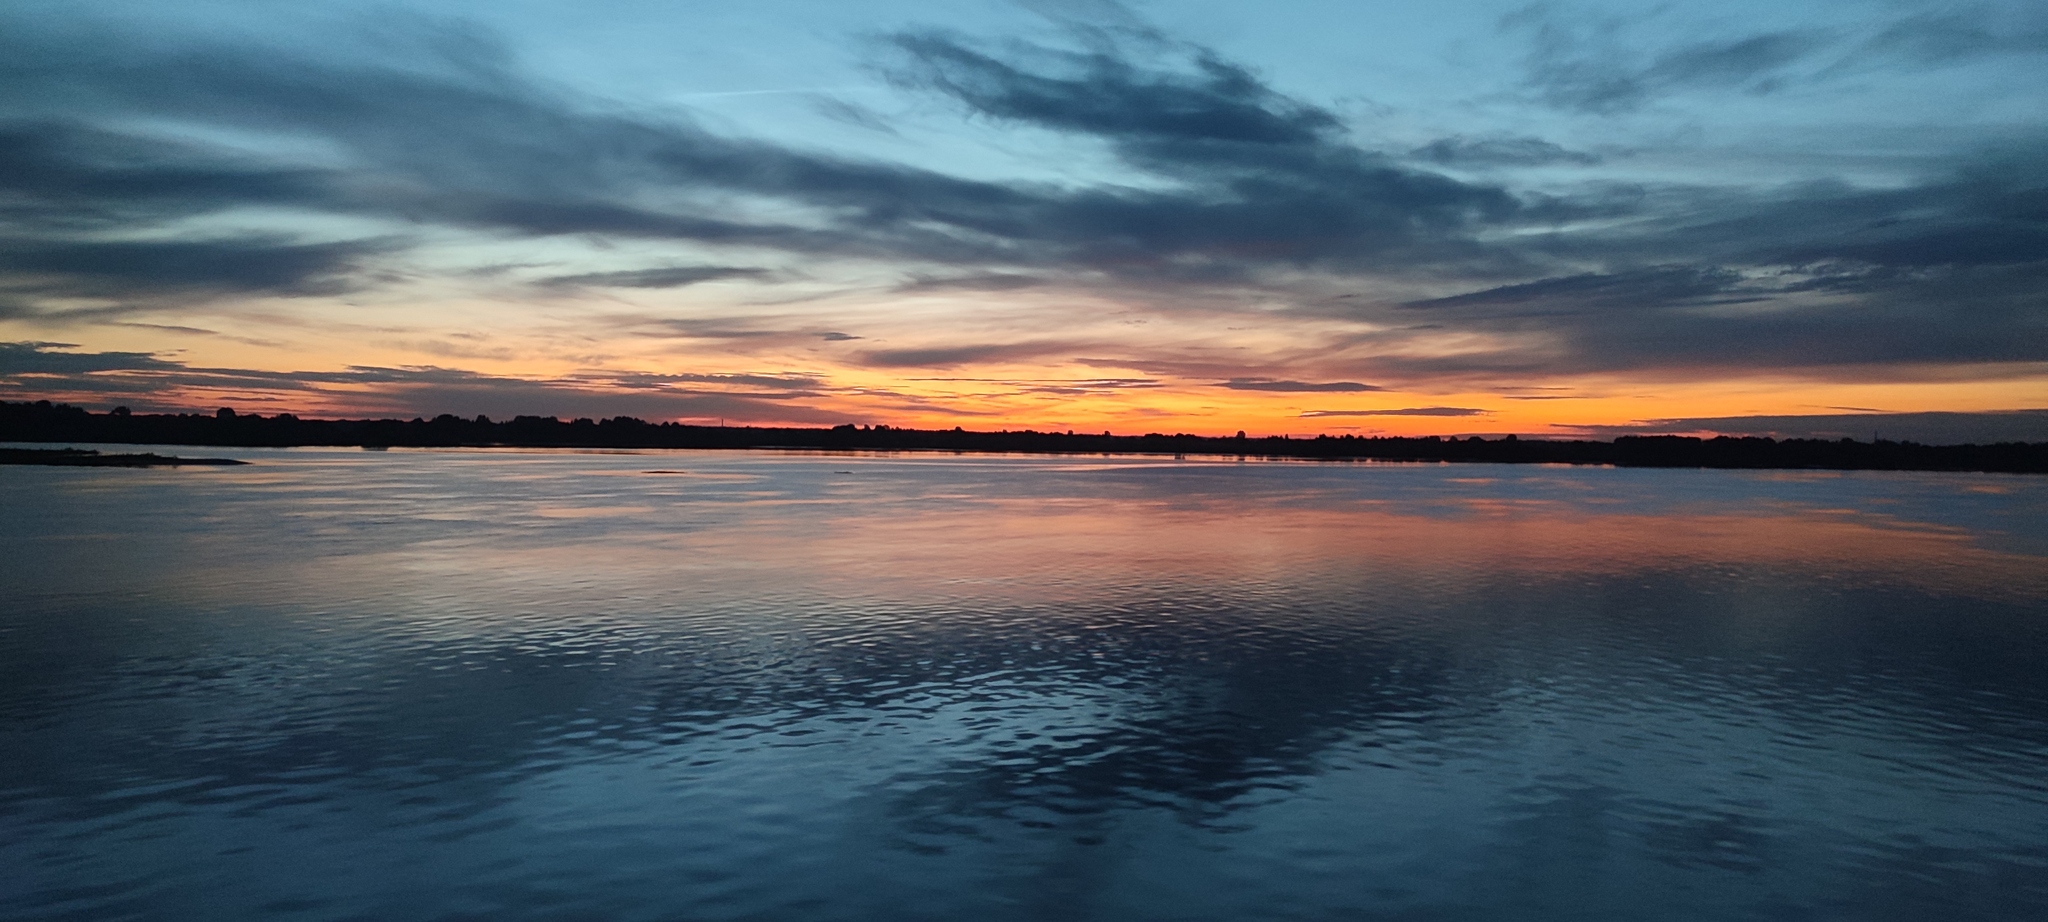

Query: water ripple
3;450;2046;920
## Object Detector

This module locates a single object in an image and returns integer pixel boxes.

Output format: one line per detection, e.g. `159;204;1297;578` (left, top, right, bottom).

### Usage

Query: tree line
4;400;2044;473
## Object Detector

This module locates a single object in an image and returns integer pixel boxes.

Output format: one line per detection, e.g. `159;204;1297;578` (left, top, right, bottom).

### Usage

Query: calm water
3;448;2046;921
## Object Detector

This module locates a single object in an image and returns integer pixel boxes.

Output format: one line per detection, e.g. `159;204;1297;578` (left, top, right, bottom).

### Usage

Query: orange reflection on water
350;495;2048;621
791;502;2046;603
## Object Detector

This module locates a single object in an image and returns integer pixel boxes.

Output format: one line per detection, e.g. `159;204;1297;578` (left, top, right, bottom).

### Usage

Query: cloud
1503;7;1822;113
1644;31;1819;88
325;369;847;423
872;28;1523;271
0;6;2042;390
1404;266;1754;313
895;273;1046;293
0;236;388;311
808;96;898;134
0;340;177;374
0;342;844;423
534;266;769;290
856;341;1078;368
1219;378;1383;392
0;10;1523;309
0;121;336;231
1386;249;2048;375
1852;7;2048;67
596;371;825;392
1412;135;1601;167
885;31;1339;146
1018;377;1162;395
1300;407;1489;417
0;20;959;261
1505;3;2048;114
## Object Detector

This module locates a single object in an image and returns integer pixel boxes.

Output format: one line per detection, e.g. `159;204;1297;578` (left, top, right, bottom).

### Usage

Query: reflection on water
3;449;2046;921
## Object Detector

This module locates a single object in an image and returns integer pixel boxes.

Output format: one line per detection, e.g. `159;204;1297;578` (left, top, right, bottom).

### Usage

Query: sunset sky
3;0;2045;439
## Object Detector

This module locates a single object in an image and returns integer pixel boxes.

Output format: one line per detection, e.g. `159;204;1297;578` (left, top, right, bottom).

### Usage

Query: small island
0;447;247;467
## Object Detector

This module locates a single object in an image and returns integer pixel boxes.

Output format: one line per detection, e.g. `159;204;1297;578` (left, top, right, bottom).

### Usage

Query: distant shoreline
5;400;2045;474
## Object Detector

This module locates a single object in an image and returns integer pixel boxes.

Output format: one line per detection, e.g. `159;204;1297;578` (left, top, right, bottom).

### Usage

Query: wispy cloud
1300;407;1490;417
1411;135;1601;167
1502;5;1826;113
857;341;1080;368
1219;378;1384;392
534;266;769;290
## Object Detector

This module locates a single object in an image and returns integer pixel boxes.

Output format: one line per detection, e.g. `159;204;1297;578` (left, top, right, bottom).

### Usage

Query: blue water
3;448;2046;921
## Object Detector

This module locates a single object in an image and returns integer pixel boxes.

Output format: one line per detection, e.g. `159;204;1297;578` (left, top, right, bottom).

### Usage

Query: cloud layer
0;1;2043;429
0;343;843;424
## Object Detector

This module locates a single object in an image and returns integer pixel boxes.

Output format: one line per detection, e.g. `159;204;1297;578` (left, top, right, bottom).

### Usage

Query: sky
2;0;2045;440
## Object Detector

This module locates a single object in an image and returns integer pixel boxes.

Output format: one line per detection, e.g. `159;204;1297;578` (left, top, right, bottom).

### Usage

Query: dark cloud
1552;166;2048;275
869;32;1524;283
0;20;964;270
0;122;336;232
1219;378;1383;392
1503;7;1822;113
885;31;1338;145
1300;407;1489;418
0;8;2041;388
320;368;846;423
0;340;176;374
1404;266;1755;313
1566;410;2048;445
1853;7;2048;67
0;342;845;424
1412;135;1601;167
1385;236;2048;375
1646;32;1818;87
857;342;1078;368
1507;4;2048;114
1373;147;2040;377
0;236;384;307
110;322;232;338
535;266;768;290
0;11;1523;311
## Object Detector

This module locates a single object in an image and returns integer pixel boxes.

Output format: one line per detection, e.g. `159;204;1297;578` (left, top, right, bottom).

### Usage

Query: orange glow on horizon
10;292;2046;438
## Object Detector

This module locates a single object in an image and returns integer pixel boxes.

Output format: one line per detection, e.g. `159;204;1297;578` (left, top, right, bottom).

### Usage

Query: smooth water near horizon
3;448;2047;921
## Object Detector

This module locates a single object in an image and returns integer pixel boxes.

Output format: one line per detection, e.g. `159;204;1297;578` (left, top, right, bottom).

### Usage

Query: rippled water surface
4;448;2047;921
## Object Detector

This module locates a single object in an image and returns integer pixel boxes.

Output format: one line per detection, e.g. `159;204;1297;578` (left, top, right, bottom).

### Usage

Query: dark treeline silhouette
4;399;2045;473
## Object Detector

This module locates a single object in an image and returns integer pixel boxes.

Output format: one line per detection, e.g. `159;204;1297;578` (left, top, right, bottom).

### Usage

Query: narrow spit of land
0;448;247;467
5;400;2045;473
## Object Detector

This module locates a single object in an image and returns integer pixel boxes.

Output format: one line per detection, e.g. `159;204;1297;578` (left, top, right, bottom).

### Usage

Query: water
3;448;2046;921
